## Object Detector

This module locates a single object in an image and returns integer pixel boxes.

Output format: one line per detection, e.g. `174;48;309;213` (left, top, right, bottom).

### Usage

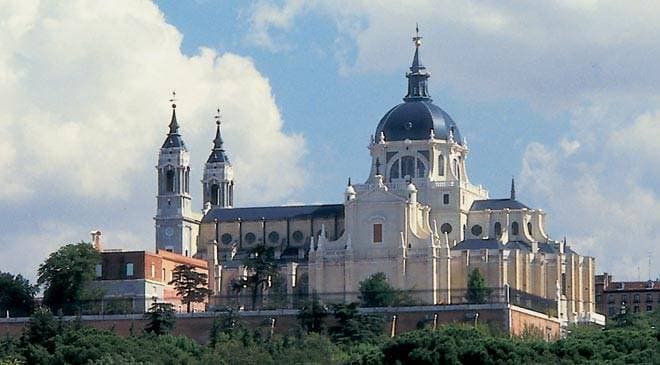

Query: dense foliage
169;264;212;313
230;245;279;310
1;308;658;364
37;242;101;315
0;272;36;318
144;302;177;336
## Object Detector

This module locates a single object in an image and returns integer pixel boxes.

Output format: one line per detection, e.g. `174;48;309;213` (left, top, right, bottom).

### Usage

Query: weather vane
169;91;177;108
413;23;422;47
214;107;222;125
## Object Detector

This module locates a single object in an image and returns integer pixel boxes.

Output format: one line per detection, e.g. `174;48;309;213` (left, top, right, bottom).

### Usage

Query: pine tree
168;264;212;313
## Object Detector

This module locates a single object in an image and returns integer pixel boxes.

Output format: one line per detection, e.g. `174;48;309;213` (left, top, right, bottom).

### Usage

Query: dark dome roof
375;100;462;143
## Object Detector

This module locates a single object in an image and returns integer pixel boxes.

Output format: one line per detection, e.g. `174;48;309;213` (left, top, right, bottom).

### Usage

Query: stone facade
153;32;604;328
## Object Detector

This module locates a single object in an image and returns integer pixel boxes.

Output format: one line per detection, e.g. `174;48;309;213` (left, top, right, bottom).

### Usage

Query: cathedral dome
375;28;462;145
375;100;462;143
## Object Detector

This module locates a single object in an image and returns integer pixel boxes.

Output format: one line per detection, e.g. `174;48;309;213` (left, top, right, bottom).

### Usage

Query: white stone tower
154;95;200;256
202;108;234;211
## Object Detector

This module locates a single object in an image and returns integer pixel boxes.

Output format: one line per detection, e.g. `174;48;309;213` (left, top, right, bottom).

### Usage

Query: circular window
292;230;304;243
440;223;452;234
245;232;256;244
471;225;483;236
268;231;280;243
221;233;232;245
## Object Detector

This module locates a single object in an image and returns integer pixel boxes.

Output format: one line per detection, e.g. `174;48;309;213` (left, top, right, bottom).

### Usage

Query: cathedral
153;32;601;326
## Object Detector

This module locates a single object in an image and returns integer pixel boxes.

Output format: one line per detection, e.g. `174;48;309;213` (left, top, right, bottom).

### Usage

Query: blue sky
0;1;658;283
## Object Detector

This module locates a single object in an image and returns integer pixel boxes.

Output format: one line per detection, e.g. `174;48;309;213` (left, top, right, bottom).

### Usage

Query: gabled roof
202;204;344;223
470;198;529;211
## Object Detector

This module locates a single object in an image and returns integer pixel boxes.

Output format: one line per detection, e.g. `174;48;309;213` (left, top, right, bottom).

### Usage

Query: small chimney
90;230;102;252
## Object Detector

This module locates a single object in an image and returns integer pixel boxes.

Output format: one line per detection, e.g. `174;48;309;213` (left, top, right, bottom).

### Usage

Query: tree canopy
230;245;279;310
169;264;212;313
144;302;176;336
0;272;36;318
37;242;101;315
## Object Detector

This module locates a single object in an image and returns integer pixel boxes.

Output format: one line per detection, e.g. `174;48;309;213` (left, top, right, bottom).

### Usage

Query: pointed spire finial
413;23;422;48
510;176;516;200
347;177;352;186
213;107;224;150
168;90;179;134
404;25;431;101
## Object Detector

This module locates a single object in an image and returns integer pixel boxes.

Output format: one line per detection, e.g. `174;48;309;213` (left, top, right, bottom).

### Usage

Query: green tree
466;268;492;304
359;272;397;307
231;245;279;310
297;297;329;334
328;303;385;344
144;302;176;336
37;242;100;315
0;272;37;318
168;264;212;313
21;308;59;352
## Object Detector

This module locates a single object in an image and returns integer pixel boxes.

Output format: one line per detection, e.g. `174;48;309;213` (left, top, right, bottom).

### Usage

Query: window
416;158;426;177
440;223;452;234
607;294;614;304
245;232;256;244
561;273;567;295
373;224;383;243
95;264;102;278
126;263;134;277
184;168;190;193
634;294;640;303
647;293;653;303
494;222;502;238
608;306;617;316
268;231;280;243
443;194;449;205
527;222;533;235
166;170;175;192
633;306;640;313
390;160;400;179
292;230;304;243
647;305;653;312
162;268;166;281
210;184;219;205
621;294;627;304
437;154;444;176
221;233;232;245
401;156;415;179
151;264;155;278
595;294;601;303
511;222;519;235
471;225;483;236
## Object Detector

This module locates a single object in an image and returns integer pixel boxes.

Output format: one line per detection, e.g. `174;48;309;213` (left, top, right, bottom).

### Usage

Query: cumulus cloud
521;110;660;280
0;0;305;280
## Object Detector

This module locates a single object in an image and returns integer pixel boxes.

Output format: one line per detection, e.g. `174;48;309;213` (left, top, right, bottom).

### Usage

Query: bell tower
154;93;199;256
202;108;234;210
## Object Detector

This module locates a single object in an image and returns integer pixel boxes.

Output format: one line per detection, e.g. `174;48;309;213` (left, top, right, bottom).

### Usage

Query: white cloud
0;0;306;280
0;0;305;204
521;110;660;280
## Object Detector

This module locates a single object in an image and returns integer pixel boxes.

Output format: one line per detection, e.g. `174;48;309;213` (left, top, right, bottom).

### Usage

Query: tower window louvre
166;170;175;192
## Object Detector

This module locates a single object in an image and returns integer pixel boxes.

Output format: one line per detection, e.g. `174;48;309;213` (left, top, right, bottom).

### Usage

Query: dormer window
494;222;502;239
511;222;519;235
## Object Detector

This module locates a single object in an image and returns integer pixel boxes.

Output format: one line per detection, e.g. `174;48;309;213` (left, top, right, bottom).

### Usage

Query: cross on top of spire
169;91;177;109
214;107;221;126
413;23;422;48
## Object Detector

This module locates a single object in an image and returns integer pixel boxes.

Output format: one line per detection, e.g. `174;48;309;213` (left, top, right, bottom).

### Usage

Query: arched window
438;154;445;176
416;158;426;178
511;222;519;235
166;170;175;193
210;184;219;205
184;168;190;193
494;222;502;238
527;222;533;235
453;159;458;177
401;156;415;179
389;160;400;180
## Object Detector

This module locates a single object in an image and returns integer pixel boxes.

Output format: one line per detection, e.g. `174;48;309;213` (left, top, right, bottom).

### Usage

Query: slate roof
452;239;502;250
202;204;344;223
470;198;530;211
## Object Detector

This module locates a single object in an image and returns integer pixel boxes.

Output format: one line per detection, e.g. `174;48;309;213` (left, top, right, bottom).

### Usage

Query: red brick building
595;273;660;318
91;249;208;313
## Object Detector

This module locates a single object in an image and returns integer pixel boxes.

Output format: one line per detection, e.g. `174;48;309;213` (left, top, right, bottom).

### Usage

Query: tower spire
510;177;516;200
168;91;179;135
207;108;229;163
404;24;431;102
